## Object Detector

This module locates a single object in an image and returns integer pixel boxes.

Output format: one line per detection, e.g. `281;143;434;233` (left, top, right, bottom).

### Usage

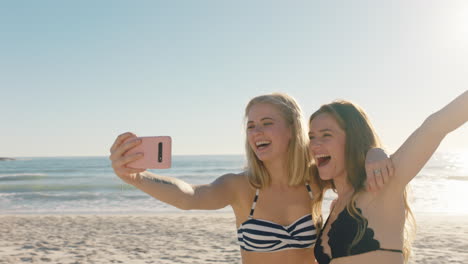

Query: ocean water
0;153;467;215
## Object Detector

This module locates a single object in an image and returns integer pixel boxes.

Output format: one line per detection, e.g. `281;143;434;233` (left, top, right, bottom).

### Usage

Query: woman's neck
333;174;354;200
264;157;289;186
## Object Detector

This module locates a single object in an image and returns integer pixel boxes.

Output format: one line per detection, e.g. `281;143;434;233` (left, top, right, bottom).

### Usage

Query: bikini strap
305;182;314;200
249;184;311;219
248;189;260;219
379;248;403;253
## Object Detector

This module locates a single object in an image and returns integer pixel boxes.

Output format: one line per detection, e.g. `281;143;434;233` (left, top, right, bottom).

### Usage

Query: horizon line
1;153;246;159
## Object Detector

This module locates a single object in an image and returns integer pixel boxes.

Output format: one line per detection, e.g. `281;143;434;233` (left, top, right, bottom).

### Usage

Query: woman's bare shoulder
223;172;251;187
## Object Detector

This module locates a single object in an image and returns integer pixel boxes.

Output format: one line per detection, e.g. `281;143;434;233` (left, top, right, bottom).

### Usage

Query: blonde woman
109;93;392;264
309;90;467;264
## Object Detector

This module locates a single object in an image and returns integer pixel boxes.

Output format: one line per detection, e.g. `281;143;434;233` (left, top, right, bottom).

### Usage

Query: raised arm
390;90;468;191
109;132;239;210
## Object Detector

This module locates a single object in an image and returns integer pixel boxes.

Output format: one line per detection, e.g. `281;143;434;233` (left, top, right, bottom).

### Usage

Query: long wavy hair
309;100;415;263
244;93;323;228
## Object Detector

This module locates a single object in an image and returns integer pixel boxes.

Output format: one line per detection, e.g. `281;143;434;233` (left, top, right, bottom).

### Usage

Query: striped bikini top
237;183;317;252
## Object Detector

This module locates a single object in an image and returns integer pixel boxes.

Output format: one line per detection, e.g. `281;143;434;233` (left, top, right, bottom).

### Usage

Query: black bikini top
314;206;402;264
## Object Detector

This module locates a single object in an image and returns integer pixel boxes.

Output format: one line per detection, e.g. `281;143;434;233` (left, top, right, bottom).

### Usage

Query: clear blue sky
1;0;467;157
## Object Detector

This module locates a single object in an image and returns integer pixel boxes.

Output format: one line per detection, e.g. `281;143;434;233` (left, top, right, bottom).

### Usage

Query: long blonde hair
244;93;323;228
309;100;415;263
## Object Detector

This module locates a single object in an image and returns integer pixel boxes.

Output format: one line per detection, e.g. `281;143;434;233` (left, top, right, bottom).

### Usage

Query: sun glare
458;151;468;173
448;151;468;214
456;5;468;41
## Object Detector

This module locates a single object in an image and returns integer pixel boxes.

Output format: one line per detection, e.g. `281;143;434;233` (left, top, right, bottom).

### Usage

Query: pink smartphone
125;136;172;169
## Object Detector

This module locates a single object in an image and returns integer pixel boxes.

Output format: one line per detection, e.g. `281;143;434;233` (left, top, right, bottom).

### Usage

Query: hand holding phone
124;136;172;169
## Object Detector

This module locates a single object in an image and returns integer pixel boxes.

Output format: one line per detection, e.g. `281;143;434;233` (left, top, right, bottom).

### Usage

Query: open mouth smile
315;154;331;167
255;140;271;150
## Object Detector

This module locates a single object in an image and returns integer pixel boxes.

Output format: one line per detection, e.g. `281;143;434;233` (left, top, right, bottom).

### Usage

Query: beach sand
411;213;468;264
1;212;467;264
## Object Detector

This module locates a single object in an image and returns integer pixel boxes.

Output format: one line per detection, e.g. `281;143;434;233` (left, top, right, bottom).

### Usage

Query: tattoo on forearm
141;176;174;186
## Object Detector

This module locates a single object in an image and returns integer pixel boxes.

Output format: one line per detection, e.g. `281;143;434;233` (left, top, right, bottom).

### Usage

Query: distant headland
0;157;15;161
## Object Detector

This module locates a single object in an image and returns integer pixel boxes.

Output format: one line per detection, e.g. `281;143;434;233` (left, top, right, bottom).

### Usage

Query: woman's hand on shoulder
109;132;146;185
365;148;394;193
